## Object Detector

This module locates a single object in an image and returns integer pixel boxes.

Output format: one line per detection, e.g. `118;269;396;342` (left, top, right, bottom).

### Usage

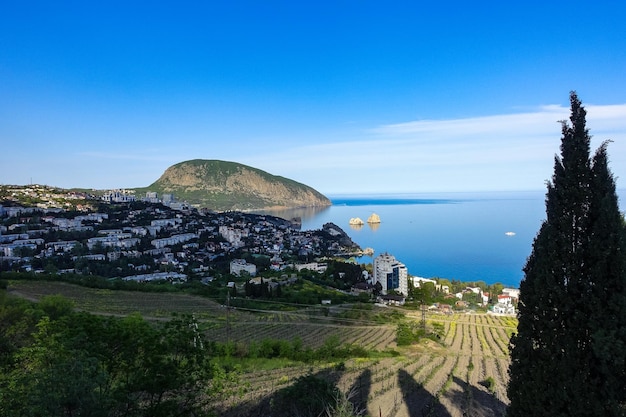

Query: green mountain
137;159;331;211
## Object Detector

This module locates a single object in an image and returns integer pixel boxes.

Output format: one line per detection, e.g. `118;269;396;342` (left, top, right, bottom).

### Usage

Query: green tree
38;294;74;321
507;92;626;417
0;316;109;416
413;281;436;305
0;307;220;417
584;142;626;415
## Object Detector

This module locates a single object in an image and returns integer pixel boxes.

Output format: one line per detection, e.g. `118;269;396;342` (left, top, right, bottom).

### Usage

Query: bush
38;295;74;320
483;376;496;393
396;322;425;346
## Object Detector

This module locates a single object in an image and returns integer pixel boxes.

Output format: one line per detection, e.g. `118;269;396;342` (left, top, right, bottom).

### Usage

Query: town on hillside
0;184;517;313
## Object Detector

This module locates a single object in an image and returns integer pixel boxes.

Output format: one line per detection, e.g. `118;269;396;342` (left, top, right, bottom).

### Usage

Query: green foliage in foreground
0;292;223;417
211;334;370;365
0;289;373;416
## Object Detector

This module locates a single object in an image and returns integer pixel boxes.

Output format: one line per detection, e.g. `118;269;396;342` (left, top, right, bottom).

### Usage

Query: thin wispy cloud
373;104;626;138
243;104;626;194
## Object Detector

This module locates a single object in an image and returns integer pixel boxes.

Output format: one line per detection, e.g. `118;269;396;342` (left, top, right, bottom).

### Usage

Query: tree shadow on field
398;369;451;417
225;367;346;417
449;376;507;417
348;368;372;414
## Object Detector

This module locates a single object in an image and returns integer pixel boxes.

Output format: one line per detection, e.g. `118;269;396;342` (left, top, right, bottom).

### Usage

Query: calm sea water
256;190;626;288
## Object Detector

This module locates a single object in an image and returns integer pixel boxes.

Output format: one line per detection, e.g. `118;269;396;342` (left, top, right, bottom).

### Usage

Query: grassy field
7;280;518;417
7;280;397;348
8;280;230;318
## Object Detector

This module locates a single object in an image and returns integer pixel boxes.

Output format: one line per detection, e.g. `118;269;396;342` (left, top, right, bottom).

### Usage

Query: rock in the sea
349;217;364;225
367;213;381;224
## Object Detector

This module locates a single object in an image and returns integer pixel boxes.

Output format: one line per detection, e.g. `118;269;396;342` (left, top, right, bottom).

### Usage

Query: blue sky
1;1;626;195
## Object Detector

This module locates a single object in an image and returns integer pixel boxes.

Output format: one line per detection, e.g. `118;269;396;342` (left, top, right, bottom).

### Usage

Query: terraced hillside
8;280;516;417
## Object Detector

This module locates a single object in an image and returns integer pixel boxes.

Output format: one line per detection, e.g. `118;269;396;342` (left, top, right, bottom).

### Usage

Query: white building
4;207;38;217
13;238;44;246
230;259;257;277
481;292;490;306
145;192;159;203
45;241;79;252
0;234;29;243
122;272;187;283
410;276;449;294
151;218;182;228
87;235;140;250
150;233;197;249
295;262;328;273
412;276;437;287
502;288;520;300
493;302;516;315
75;213;108;223
102;190;136;203
492;293;516;314
98;229;125;236
45;217;83;230
497;294;512;306
219;225;249;248
0;243;37;257
373;253;408;295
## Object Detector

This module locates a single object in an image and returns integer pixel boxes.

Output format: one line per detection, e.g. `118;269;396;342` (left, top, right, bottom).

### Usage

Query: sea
254;190;626;289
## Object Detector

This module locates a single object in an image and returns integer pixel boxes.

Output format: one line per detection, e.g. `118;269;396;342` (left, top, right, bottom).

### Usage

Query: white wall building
502;288;520;300
122;272;187;283
410;276;449;294
412;276;436;287
493;302;516;315
497;294;512;306
295;262;328;273
150;233;197;249
151;218;182;228
0;243;37;257
75;213;108;223
45;217;83;230
0;234;29;243
230;259;257;277
481;292;490;306
87;235;139;250
373;253;408;295
219;225;249;248
102;190;136;203
45;241;79;252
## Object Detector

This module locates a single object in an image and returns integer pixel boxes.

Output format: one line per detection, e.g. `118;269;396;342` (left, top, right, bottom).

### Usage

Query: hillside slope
140;159;331;211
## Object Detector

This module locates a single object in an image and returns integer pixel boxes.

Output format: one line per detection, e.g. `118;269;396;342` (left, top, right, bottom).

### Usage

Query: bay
256;190;626;288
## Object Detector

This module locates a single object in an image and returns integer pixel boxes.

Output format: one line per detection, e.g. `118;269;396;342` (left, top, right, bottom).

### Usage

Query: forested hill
138;159;331;211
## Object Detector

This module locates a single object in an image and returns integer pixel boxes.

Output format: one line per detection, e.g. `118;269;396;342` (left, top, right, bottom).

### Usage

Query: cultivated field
7;280;516;417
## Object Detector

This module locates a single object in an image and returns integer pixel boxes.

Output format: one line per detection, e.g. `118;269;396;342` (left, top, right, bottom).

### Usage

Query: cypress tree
585;143;626;416
507;92;626;417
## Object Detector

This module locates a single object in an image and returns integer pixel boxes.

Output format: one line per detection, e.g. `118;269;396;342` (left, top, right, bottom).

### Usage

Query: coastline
256;190;626;287
260;191;548;288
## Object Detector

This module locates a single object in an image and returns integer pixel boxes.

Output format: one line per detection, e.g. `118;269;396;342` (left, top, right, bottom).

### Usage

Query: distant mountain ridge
138;159;331;211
